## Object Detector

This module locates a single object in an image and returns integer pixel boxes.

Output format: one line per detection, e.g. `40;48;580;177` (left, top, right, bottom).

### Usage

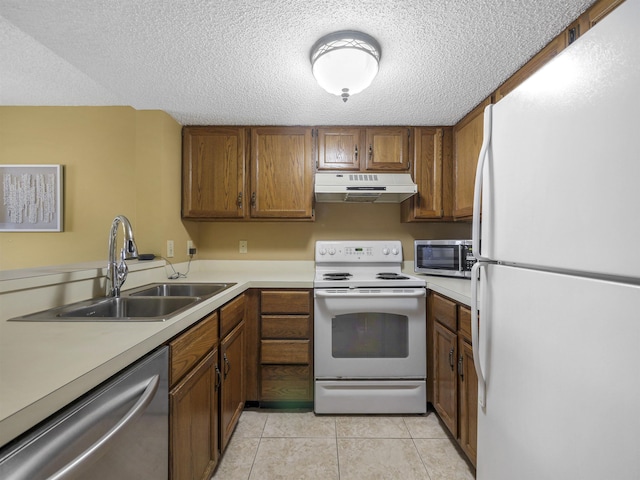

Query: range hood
314;173;418;203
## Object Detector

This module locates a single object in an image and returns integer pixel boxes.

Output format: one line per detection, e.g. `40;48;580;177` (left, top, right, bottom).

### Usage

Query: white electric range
313;240;427;414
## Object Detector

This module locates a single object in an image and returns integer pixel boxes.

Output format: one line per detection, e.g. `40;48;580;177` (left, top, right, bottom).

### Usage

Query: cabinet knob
237;192;243;209
368;144;373;161
251;192;256;208
449;348;455;371
458;355;464;380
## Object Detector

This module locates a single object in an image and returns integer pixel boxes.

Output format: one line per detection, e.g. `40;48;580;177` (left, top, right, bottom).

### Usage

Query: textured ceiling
0;0;596;126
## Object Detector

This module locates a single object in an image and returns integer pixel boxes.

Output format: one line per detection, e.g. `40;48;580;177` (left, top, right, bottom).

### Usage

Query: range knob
328;248;336;255
382;248;390;255
319;248;327;256
391;248;399;255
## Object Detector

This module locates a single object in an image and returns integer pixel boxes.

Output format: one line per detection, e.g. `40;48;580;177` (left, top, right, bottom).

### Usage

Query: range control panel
315;240;403;263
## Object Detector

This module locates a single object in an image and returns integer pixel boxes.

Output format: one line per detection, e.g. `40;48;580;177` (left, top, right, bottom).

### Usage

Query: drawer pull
223;353;231;378
215;363;222;391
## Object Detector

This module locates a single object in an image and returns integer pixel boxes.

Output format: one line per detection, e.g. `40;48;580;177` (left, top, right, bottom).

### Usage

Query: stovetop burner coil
376;273;410;280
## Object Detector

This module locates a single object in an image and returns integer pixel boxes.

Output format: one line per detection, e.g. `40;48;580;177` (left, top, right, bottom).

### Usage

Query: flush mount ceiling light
310;30;381;102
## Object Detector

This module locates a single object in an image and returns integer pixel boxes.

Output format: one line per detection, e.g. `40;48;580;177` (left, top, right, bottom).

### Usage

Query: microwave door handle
458;244;464;272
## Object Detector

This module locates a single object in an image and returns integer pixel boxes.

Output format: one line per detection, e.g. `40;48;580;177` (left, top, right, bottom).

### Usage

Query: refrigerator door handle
471;261;487;408
472;104;493;262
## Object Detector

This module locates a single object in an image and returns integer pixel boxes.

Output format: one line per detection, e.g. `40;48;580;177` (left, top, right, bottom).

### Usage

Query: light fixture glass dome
310;31;381;102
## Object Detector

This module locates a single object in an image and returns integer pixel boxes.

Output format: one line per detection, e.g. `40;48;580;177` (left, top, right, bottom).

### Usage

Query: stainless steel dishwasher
0;346;168;480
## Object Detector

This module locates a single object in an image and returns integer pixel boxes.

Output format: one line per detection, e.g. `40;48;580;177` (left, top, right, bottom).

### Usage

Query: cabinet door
317;128;363;170
458;337;478;466
220;320;245;451
364;127;411;171
170;349;219;480
182;127;246;219
453;98;491;219
433;322;458;435
250;127;314;219
401;127;452;221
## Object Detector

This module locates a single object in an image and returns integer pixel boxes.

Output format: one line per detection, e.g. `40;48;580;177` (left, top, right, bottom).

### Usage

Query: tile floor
213;409;475;479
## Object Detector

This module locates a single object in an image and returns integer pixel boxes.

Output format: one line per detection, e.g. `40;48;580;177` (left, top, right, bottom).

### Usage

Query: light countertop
0;260;470;447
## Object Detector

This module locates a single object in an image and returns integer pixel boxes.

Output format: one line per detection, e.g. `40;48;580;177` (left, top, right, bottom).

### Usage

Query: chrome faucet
106;215;139;297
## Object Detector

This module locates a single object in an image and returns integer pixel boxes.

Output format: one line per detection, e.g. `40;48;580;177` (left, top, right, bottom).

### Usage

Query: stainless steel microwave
414;240;476;278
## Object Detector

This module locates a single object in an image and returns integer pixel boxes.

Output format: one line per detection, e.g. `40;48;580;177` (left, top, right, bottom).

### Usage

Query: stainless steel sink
59;297;199;319
9;282;236;322
11;296;201;322
127;282;235;298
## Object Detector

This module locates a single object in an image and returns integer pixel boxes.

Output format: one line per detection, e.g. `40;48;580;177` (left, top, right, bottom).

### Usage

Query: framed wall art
0;165;64;232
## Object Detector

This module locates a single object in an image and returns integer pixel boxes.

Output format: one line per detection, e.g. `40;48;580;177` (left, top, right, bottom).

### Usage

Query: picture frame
0;164;64;232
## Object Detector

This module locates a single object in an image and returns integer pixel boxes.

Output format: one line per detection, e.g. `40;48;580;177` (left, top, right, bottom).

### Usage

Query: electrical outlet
239;240;248;254
167;240;174;258
187;240;195;255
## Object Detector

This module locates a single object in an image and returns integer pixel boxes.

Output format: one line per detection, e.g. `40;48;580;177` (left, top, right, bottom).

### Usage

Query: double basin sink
10;283;236;322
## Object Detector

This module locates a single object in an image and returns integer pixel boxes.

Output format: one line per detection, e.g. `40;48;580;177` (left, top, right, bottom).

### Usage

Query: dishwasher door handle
48;374;160;480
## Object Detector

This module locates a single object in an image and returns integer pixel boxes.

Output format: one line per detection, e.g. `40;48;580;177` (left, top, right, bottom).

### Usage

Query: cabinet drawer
458;305;472;340
261;340;310;364
261;365;311;401
261;290;310;314
220;293;246;338
261;315;310;339
432;293;457;332
170;311;219;387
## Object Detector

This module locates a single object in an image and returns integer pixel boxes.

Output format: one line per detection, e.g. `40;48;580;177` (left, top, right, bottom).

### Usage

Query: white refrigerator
471;0;640;478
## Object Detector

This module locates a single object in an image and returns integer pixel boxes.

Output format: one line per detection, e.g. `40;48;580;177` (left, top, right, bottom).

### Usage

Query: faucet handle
117;248;129;286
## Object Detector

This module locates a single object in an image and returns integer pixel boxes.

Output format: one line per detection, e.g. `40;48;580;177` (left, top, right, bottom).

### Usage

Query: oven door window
331;312;408;358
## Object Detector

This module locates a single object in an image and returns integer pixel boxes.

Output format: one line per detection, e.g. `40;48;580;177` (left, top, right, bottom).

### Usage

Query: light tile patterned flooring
213;409;475;479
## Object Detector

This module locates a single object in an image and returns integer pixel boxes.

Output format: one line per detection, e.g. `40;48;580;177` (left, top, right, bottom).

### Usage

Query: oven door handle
315;289;426;298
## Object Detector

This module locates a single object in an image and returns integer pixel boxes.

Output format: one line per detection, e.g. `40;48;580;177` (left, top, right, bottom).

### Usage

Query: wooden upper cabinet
453;97;491;220
365;127;411;171
250;127;314;220
494;0;624;102
580;0;625;29
401;127;453;221
316;126;410;172
182;126;246;219
317;128;362;171
494;35;566;101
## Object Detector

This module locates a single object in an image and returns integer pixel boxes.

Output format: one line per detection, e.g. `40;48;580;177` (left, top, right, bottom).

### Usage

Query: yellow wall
0;106;470;270
0;106;191;270
197;203;471;261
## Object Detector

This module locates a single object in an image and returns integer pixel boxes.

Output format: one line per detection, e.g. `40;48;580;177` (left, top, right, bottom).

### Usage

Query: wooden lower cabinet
170;349;219;480
433;321;458;434
429;292;477;467
169;312;220;480
220;312;246;452
259;290;313;404
459;334;478;464
261;364;312;401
